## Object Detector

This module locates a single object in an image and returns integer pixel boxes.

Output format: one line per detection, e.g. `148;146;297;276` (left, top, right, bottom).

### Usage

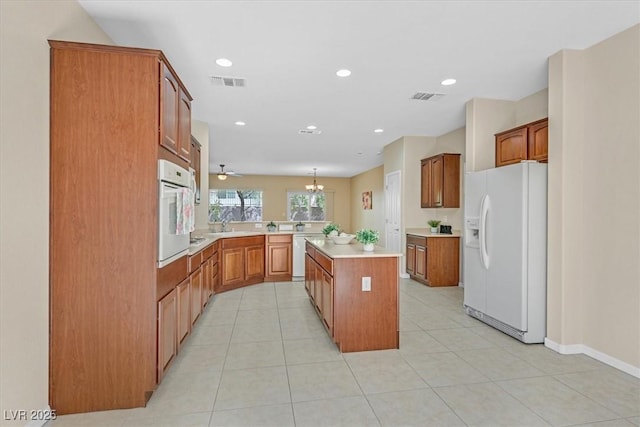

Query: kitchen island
304;238;402;352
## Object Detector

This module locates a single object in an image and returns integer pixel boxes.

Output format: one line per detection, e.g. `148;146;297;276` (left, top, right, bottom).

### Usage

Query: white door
463;170;487;312
385;170;401;255
485;163;527;330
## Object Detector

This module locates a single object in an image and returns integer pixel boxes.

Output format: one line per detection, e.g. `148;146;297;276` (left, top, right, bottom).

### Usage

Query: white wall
547;24;640;373
0;1;113;423
350;166;385;246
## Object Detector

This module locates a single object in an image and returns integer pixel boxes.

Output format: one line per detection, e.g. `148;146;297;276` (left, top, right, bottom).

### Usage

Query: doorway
384;170;403;276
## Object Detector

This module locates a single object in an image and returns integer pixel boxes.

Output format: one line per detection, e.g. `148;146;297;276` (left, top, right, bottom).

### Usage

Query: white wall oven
158;159;191;267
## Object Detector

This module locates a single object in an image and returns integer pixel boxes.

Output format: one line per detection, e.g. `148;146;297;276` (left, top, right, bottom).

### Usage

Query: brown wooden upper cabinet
495;118;548;167
190;136;201;204
420;153;461;208
160;63;192;163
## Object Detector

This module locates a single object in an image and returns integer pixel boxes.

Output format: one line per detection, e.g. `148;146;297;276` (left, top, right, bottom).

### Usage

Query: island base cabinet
305;241;399;353
332;258;398;352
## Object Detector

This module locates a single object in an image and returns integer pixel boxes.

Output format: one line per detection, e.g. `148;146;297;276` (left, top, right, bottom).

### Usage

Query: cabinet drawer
267;234;292;244
305;242;316;259
203;244;214;260
157;255;188;301
315;250;334;276
407;235;427;247
189;252;202;274
221;235;265;249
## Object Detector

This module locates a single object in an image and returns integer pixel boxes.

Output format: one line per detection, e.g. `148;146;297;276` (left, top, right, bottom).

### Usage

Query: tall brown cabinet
49;41;192;415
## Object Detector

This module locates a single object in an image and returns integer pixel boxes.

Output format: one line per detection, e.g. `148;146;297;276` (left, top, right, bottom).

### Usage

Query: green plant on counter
322;223;341;236
427;219;441;228
355;229;380;245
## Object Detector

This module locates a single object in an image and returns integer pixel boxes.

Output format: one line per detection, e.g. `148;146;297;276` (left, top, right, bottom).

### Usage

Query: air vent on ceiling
298;129;322;135
410;92;445;101
210;75;246;87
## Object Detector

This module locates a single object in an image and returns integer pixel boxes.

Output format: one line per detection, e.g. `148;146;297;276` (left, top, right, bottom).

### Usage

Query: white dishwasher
293;233;323;279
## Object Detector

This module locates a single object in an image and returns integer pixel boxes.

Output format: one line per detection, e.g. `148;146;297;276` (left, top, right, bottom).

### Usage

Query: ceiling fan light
217;174;228;180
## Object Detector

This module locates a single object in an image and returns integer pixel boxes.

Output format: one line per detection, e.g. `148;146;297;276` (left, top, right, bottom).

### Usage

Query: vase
329;230;339;237
363;243;375;251
430;227;438;233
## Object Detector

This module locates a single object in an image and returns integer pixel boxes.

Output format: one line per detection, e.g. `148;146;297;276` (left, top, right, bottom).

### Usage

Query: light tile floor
51;279;640;427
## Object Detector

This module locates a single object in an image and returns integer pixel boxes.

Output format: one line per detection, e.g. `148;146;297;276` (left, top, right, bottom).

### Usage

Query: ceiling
78;1;639;178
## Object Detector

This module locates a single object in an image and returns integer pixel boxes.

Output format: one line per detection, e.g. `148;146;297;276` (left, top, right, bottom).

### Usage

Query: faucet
221;220;228;232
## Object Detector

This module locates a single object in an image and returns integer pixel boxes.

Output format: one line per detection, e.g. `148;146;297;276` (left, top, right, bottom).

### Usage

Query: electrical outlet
255;223;263;228
442;215;448;223
362;277;371;291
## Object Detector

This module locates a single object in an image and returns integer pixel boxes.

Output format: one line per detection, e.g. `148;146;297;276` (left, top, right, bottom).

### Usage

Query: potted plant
266;221;277;232
295;221;305;232
322;223;340;237
428;219;441;233
355;228;380;251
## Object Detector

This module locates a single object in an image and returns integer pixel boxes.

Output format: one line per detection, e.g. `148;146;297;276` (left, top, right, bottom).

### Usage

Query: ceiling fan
216;164;242;180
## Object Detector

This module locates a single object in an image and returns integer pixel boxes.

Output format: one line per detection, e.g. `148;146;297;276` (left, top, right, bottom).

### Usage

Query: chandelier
305;168;324;193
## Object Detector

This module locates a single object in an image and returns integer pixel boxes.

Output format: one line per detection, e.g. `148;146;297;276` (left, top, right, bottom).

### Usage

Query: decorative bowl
330;234;355;245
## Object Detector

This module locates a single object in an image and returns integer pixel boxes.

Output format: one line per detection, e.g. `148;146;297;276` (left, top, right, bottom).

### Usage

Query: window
209;189;263;222
287;191;326;221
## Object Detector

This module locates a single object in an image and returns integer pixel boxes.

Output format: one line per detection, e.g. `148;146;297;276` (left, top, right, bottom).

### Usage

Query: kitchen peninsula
304;238;402;352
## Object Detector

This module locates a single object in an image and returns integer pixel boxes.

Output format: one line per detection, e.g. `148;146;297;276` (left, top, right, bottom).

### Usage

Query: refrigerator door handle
480;194;491;269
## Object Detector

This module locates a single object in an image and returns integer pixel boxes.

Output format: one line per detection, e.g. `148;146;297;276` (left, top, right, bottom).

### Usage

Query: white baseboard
399;273;410;279
544;338;640;378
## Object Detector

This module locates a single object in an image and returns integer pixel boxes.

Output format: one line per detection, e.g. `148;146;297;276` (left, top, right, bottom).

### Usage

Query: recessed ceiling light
235;121;245;126
374;128;384;133
441;78;457;86
336;69;351;77
216;58;232;67
306;125;317;130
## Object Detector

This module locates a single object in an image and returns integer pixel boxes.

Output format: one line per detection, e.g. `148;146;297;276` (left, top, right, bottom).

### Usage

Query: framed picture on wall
362;191;372;210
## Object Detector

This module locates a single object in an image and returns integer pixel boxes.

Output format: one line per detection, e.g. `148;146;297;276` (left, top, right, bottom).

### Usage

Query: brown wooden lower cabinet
304;241;399;352
406;234;460;286
265;234;293;281
217;235;265;292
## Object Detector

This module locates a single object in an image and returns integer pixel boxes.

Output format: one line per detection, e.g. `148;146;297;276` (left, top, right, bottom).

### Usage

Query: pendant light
305;168;324;193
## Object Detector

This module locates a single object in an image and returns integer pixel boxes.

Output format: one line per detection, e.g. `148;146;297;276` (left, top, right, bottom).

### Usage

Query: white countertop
405;228;461;238
306;238;402;259
188;230;325;255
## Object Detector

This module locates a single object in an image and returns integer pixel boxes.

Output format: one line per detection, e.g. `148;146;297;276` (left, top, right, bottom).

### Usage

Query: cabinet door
158;288;177;382
267;243;292;277
406;243;416;275
496;127;527;167
304;254;313;297
160;64;179;155
314;262;323;312
420;159;432;208
202;257;211;309
245;245;265;281
176;278;190;348
178;88;191;161
191;137;201;204
190;268;202;326
321;270;334;334
222;247;244;289
431;156;444;207
415;245;427;279
528;120;548;162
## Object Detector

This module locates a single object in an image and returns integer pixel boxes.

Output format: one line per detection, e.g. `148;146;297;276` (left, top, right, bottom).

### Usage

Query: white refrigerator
463;161;547;343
